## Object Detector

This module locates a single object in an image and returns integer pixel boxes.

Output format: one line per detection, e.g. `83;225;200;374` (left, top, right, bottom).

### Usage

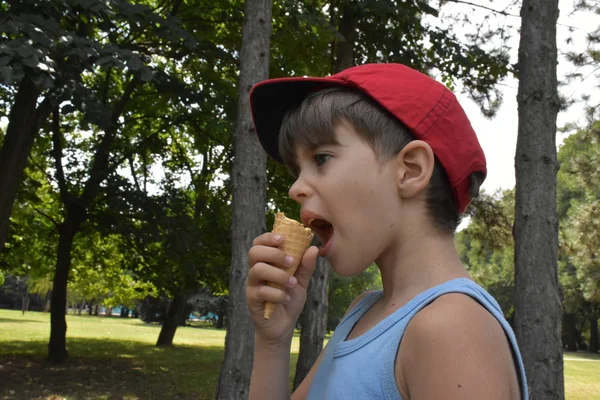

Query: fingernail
284;256;294;266
273;234;282;241
288;276;297;287
285;294;291;302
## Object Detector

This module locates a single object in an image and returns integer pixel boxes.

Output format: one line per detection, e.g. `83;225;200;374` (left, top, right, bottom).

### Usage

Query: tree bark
333;1;358;73
21;285;30;315
293;257;330;389
44;291;52;313
216;0;273;398
48;217;81;363
562;313;578;352
156;294;187;347
590;314;599;354
514;1;563;398
0;78;53;253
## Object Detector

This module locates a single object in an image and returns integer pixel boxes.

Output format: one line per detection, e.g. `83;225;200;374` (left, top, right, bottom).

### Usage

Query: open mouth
307;218;334;255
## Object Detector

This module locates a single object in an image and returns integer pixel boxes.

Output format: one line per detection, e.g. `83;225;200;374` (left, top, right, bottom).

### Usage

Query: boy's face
289;122;406;276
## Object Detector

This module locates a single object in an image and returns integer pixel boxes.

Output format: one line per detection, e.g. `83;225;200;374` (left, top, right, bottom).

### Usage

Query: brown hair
278;87;482;233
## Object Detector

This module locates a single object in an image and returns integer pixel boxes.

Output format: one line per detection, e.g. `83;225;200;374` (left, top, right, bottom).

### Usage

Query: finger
247;262;297;289
248;245;295;270
248;283;291;306
252;232;284;247
294;246;319;289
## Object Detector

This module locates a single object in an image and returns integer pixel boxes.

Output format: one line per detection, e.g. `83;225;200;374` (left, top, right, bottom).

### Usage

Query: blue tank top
306;278;529;399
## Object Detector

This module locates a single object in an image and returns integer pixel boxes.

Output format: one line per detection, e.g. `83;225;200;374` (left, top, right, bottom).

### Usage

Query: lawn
0;309;598;399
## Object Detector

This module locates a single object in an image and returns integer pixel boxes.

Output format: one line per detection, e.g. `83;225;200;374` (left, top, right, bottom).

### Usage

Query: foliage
457;190;515;317
0;137;59;278
458;119;600;346
269;0;513;116
68;230;157;308
558;122;600;304
327;264;381;330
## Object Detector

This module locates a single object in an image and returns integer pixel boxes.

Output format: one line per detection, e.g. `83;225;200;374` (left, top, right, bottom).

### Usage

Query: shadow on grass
0;339;224;400
0;317;45;324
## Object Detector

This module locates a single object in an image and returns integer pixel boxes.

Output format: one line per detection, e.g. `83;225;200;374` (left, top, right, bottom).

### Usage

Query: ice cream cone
264;212;314;319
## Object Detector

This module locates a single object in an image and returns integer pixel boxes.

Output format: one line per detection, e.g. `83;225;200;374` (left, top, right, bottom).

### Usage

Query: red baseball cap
249;63;486;213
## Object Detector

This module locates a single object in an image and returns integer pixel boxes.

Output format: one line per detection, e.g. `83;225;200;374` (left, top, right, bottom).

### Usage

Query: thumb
294;246;319;289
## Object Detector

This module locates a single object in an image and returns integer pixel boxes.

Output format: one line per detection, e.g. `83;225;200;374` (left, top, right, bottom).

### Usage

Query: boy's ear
395;140;435;200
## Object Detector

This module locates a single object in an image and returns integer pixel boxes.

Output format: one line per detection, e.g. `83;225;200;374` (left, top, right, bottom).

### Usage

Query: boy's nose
288;176;311;204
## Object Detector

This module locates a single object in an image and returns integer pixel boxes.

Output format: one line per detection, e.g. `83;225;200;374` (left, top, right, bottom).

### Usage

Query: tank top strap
307;290;382;399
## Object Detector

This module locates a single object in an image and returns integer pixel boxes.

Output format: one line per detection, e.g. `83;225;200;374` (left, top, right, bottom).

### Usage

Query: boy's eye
314;153;331;166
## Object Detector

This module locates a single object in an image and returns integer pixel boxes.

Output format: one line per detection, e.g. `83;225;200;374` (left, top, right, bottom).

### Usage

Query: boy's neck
375;223;470;305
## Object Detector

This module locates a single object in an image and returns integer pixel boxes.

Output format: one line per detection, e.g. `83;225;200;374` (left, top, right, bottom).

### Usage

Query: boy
245;63;528;399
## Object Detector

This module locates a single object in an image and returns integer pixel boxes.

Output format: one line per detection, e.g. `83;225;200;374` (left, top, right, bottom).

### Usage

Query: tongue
314;225;332;247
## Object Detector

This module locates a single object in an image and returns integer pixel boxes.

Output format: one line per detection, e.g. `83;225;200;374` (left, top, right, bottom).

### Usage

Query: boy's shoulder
397;293;522;399
404;292;509;348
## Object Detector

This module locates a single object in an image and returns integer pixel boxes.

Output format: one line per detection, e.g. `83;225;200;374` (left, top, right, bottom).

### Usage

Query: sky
442;1;600;195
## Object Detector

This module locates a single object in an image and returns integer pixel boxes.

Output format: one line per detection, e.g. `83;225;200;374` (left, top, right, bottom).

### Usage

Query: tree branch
111;77;139;127
27;154;57;187
80;76;140;206
169;131;196;183
443;0;519;18
51;107;69;204
110;119;177;171
171;0;183;16
102;67;113;106
128;156;142;193
31;205;60;228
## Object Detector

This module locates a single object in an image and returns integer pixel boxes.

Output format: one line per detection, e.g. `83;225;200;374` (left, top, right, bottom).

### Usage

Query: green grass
0;309;302;400
0;309;598;399
564;351;600;400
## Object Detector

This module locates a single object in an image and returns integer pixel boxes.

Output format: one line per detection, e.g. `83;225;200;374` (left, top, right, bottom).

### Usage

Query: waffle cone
264;212;314;319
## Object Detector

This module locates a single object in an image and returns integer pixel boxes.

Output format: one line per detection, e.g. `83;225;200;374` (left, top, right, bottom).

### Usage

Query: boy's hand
246;232;319;346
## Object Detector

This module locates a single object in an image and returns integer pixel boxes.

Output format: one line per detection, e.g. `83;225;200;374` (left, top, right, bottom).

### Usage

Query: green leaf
139;66;153;82
127;54;143;71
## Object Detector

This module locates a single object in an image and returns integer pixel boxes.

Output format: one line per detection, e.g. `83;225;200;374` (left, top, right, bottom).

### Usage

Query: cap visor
250;76;345;163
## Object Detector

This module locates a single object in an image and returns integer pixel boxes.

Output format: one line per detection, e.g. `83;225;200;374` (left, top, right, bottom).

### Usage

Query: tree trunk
216;0;273;398
514;1;563;399
333;1;358;73
48;219;80;363
215;311;225;329
0;78;53;253
156;294;187;347
293;257;330;389
44;291;51;313
590;315;599;354
21;285;30;315
562;313;578;352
